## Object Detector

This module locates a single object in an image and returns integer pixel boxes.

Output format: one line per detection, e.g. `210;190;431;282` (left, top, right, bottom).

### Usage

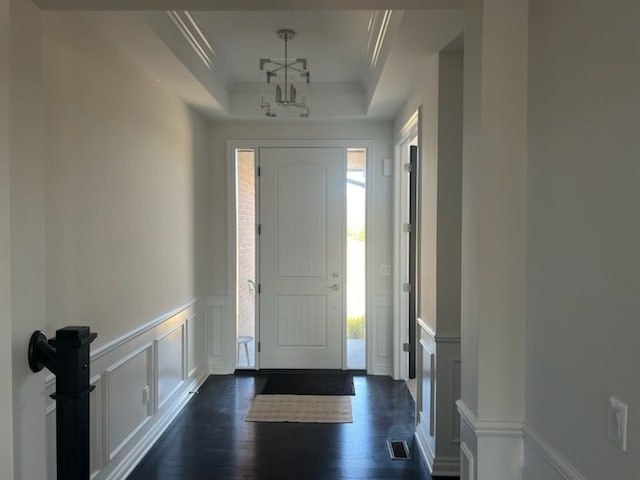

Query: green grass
347;227;365;242
347;315;365;339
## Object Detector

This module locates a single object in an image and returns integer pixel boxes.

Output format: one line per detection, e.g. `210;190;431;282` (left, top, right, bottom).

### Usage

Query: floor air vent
387;440;411;460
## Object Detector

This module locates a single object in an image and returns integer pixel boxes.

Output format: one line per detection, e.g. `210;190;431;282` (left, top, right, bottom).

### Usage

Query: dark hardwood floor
128;374;432;479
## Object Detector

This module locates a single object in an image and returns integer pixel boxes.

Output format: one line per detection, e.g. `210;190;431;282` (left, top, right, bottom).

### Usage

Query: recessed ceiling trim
371;10;392;71
363;11;376;57
167;10;214;70
183;11;217;59
363;11;378;63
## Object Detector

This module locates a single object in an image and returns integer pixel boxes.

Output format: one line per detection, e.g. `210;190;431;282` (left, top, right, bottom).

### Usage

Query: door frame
226;139;374;372
393;109;420;380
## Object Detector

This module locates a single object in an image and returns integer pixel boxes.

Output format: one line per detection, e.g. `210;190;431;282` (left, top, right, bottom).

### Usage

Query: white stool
237;335;253;365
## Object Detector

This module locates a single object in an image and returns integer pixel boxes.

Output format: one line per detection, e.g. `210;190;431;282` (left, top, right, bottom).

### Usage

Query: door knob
327;284;339;291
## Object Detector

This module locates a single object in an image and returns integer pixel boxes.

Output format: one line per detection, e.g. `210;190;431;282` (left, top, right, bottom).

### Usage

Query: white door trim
393;110;420;380
227;139;374;373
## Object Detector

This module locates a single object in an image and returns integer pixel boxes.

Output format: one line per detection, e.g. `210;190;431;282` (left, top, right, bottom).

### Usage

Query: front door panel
259;147;344;369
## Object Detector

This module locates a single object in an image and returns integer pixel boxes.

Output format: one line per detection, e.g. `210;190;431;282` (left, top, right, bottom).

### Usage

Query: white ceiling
83;8;463;121
193;11;372;85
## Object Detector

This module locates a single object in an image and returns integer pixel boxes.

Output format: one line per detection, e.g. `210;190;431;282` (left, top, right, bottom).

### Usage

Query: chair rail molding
523;424;585;480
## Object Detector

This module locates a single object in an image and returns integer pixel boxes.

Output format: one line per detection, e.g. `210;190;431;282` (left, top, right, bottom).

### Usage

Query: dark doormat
261;373;355;396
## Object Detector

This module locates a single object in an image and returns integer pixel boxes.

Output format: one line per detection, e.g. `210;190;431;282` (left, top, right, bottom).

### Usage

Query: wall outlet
380;264;391;276
609;396;628;452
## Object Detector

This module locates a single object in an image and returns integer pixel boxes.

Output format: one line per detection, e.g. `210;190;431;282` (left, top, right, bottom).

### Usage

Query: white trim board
419;319;461;344
456;400;523;438
455;400;585;480
226;139;377;374
523;424;585;480
92;299;198;360
45;298;198;387
393;114;419;381
416;413;460;477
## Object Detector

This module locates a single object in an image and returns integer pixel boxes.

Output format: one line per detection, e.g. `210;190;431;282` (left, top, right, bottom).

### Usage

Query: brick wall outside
237;151;255;339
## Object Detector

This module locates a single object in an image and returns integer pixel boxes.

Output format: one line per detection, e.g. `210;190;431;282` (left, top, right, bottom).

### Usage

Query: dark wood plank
127;374;433;480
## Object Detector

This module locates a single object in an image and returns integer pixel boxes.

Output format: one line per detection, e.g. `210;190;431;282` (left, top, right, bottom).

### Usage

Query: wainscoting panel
416;321;436;468
370;295;393;375
460;442;475;480
450;359;461;443
433;339;461;476
207;296;231;374
46;402;56;480
90;375;103;478
458;411;478;480
105;345;153;460
186;311;206;378
415;320;461;477
44;299;209;480
155;325;185;410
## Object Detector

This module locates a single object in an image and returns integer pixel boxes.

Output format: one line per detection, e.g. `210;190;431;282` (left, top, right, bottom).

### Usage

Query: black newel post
28;326;97;480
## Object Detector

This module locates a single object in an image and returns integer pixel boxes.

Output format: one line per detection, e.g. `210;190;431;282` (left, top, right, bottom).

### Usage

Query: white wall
435;51;462;339
393;54;439;330
6;7;211;478
10;1;47;479
43;13;210;349
41;12;211;479
525;0;640;478
0;0;14;477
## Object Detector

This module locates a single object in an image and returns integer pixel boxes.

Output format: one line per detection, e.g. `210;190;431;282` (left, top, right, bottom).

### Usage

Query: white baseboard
432;457;462;477
415;418;434;470
415;414;460;477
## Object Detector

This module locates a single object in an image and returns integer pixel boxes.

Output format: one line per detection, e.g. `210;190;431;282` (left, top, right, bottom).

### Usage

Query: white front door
259;147;344;369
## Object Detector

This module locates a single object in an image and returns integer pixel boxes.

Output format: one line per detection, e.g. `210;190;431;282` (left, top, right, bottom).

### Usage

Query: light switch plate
609;396;628;452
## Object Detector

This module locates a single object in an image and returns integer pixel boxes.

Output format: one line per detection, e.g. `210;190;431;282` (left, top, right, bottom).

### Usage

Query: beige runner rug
245;394;353;423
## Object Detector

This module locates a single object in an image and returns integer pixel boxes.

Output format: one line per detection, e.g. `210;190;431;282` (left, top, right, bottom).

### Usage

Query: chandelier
260;29;310;118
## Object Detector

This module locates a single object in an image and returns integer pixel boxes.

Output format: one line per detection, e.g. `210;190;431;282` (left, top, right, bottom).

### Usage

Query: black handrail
29;326;97;480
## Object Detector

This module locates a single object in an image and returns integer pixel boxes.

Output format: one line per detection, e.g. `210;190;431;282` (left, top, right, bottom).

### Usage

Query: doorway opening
235;148;256;369
231;142;371;371
346;148;367;369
